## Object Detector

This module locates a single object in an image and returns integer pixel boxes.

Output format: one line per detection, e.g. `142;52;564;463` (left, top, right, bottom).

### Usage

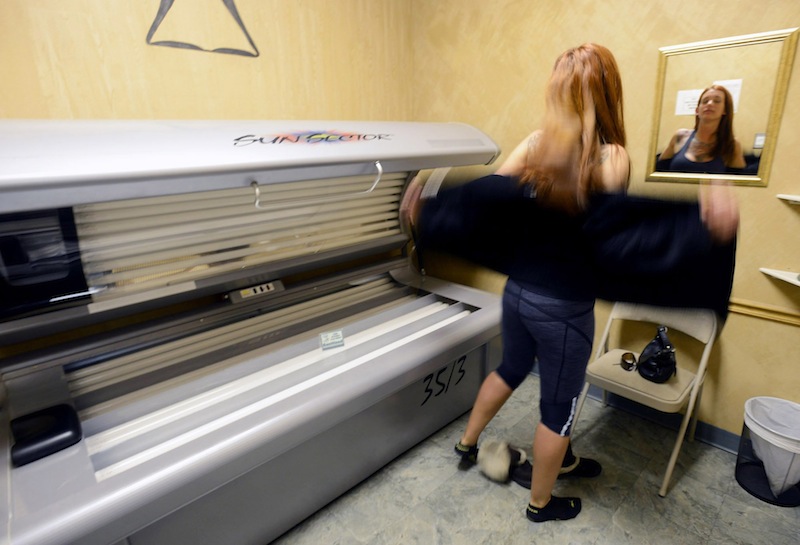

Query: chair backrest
608;302;718;345
596;302;718;370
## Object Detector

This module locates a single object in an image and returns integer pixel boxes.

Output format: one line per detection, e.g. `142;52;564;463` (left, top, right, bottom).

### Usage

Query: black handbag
637;326;676;383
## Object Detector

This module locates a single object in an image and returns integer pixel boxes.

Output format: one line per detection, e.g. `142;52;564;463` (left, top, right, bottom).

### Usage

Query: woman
657;85;746;173
401;45;739;525
404;43;630;523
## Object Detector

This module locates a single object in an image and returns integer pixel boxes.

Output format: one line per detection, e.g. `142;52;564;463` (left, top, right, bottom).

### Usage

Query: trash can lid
744;397;800;454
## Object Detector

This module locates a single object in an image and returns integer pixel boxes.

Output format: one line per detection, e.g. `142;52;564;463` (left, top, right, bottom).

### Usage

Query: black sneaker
454;441;479;467
510;460;533;488
559;456;602;479
510;456;602;489
526;496;581;523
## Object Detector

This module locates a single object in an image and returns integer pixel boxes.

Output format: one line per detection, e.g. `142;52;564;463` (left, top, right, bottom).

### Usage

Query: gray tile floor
272;374;799;544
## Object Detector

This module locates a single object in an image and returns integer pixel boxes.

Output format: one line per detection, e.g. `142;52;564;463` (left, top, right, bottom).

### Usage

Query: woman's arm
399;128;542;234
727;139;746;169
495;130;540;177
399;174;425;236
658;129;690;161
700;180;739;243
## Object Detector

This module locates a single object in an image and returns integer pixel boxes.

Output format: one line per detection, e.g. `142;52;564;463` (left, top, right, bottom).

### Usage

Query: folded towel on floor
477;440;527;482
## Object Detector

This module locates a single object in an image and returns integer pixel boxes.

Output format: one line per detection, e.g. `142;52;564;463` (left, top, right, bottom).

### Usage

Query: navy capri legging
495;279;595;436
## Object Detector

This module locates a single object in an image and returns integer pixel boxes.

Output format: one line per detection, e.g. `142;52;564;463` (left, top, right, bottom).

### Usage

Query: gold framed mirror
646;28;798;186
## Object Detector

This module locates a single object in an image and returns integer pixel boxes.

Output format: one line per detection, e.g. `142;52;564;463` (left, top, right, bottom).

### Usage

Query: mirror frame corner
646;27;799;187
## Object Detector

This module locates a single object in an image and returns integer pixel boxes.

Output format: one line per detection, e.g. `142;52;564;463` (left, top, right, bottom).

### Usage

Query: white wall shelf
777;194;800;204
760;268;800;287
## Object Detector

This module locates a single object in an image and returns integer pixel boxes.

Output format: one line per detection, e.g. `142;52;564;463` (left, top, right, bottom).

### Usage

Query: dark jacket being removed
414;174;736;318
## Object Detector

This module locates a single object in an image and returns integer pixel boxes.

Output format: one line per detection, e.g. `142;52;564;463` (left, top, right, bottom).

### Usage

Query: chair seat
585;348;697;413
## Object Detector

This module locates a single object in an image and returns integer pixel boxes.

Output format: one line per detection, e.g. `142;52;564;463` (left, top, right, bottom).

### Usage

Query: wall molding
729;297;800;327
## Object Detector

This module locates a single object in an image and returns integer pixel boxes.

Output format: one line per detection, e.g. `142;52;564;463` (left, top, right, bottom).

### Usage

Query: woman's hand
700;180;739;243
399;174;424;236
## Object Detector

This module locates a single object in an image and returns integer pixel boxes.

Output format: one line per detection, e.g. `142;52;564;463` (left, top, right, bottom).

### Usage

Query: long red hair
520;43;626;213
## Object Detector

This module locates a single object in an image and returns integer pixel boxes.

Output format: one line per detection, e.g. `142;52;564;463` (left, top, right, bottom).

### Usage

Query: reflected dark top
658;131;727;173
656;131;757;175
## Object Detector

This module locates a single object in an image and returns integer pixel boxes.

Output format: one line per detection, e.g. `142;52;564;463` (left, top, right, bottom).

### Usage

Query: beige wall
0;0;413;120
1;0;798;435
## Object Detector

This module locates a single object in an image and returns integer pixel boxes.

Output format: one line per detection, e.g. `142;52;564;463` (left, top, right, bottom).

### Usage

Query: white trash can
735;396;800;507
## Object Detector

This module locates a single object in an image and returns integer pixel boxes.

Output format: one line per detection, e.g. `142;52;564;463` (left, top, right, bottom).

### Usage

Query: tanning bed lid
0;119;500;213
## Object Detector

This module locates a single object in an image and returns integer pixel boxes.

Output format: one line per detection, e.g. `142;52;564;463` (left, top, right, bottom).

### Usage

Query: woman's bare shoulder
674;128;693;144
596;143;630;192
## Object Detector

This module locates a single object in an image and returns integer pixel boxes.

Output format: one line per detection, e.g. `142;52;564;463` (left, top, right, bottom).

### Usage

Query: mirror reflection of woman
657;85;746;173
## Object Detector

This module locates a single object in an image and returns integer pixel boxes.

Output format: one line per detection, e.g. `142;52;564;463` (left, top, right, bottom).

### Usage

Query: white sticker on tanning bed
320;329;345;350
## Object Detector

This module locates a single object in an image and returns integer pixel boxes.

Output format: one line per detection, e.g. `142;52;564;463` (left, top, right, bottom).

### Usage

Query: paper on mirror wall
675;89;703;115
